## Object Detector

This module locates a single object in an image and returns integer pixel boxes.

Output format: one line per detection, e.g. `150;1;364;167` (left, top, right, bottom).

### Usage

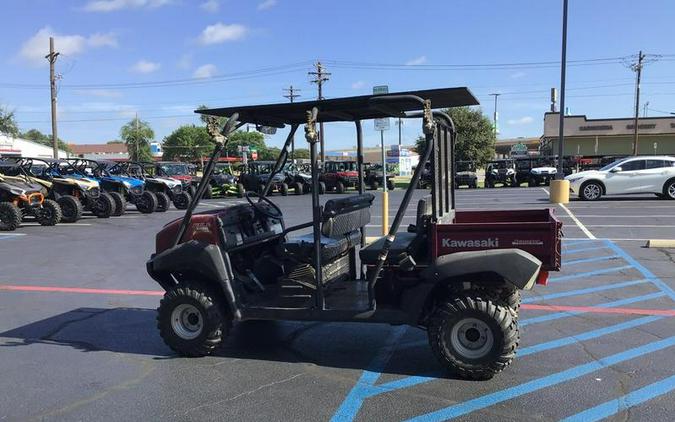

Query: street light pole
556;0;568;179
489;93;500;136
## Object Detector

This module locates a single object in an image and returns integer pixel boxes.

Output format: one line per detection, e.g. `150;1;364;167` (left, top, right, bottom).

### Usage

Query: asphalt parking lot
1;187;674;421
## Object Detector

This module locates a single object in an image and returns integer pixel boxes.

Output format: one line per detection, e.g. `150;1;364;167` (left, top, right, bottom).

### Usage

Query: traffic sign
373;85;390;131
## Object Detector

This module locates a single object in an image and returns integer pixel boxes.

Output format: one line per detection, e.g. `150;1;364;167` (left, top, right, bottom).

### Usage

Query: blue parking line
561;374;675;422
604;240;675;302
522;279;648;304
404;336;675;422
520;292;667;326
549;265;633;283
563;246;608;255
563;239;600;247
563;255;620;265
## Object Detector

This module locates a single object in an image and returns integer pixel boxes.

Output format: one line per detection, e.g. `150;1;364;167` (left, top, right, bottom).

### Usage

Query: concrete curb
645;239;675;248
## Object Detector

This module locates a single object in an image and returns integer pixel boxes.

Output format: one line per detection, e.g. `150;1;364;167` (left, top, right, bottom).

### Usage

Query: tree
20;128;72;153
120;117;154;162
162;125;213;161
414;107;495;167
293;148;310;159
0;106;19;137
224;131;267;158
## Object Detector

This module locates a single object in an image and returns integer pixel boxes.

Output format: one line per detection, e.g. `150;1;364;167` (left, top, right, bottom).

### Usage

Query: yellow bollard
382;191;389;235
549;179;570;204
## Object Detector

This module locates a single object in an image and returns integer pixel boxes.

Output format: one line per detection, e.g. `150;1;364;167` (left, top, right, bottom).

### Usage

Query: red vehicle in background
320;160;359;193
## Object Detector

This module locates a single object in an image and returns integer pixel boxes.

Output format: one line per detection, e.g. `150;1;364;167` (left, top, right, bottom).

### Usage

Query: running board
238;306;409;324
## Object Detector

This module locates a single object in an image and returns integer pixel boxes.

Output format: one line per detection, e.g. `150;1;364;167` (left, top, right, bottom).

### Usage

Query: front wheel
0;202;22;231
280;183;289;196
427;295;519;380
94;193;115;218
293;182;303;195
136;191;158;214
336;181;346;194
202;184;213;199
387;179;395;191
108;192;126;216
188;185;197;199
157;283;229;357
173;191;191;209
57;195;83;223
36;199;62;226
318;181;326;194
663;179;675;200
236;183;245;198
155;191;170;212
580;181;603;201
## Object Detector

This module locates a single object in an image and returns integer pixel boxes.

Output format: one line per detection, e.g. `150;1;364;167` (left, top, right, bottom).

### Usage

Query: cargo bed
432;208;562;271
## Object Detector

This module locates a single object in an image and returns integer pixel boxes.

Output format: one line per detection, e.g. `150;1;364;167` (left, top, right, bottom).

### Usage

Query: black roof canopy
196;87;479;127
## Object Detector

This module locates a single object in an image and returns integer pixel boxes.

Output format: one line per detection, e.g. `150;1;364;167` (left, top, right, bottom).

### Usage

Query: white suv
566;156;675;201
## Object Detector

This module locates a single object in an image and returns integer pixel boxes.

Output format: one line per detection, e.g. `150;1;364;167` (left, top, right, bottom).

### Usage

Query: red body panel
336;171;358;178
155;213;220;254
432;208;562;271
171;175;193;182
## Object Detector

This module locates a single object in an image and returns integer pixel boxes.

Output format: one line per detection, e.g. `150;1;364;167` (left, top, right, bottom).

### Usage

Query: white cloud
507;116;534;125
405;55;427;66
177;53;192;70
130;59;161;73
200;0;219;13
83;0;172;12
198;23;247;45
73;89;123;98
193;64;217;79
351;81;365;90
18;26;118;66
510;71;526;79
257;0;277;11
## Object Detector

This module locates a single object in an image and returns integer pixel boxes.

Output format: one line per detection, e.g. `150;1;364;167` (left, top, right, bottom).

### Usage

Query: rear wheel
94;193;115;218
0;202;21;231
370;181;379;191
318;181;326;194
258;183;267;196
663;179;675;200
36;199;62;226
57;195;83;223
528;177;537;187
236;183;245;198
173;191;191;209
580;181;603;201
157;283;229;357
427;294;518;380
486;179;494;189
109;192;126;216
155;191;170;212
387;179;395;191
136;191;158;214
203;184;213;199
336;181;346;194
280;183;289;196
188;185;197;199
293;182;303;195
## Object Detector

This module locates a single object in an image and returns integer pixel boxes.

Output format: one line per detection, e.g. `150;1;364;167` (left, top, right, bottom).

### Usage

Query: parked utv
364;163;396;190
282;162;311;195
126;162;191;210
238;161;289;195
320;160;359;193
454;160;478;188
147;87;562;380
485;159;517;188
528;158;557;187
0;162;61;231
154;161;202;199
14;157;113;222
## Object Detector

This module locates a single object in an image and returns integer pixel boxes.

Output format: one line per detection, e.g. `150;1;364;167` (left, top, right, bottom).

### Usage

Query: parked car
320;160;359;193
566;156;675;200
485;159;517;188
454;160;478;188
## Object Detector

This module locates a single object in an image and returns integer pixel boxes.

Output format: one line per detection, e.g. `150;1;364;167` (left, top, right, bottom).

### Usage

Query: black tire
370;181;379;191
258;183;267;196
336;181;346;194
387;179;396;191
109;192;126;216
663;179;675;200
580;181;603;201
486;179;494;189
203;184;213;199
319;181;326;194
293;182;303;195
427;294;519;380
57;195;83;223
94;193;115;219
528;178;536;188
155;191;170;212
36;199;62;226
236;183;245;198
173;191;191;209
136;191;158;214
157;283;229;357
280;182;289;196
0;202;22;231
510;177;518;187
188;185;197;199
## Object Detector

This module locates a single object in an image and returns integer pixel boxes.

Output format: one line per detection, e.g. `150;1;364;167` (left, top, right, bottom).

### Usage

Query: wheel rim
583;184;600;199
449;317;494;359
171;304;203;340
669;183;675;198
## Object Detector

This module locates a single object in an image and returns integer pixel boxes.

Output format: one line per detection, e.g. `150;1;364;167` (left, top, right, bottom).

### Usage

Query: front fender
423;249;542;290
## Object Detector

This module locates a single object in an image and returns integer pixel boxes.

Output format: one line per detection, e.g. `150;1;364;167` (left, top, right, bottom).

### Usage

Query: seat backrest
321;193;374;238
416;195;432;234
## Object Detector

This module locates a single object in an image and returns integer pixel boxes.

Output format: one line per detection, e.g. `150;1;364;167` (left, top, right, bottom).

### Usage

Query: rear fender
146;240;241;319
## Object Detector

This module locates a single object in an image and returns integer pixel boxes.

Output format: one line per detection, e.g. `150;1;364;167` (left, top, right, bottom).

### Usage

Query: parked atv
69;159;156;215
0;162;61;231
282;162;311;195
126;162;191;210
485;159;517;188
209;163;244;197
364;163;396;191
320;160;359;193
14;157;114;222
454;160;478;188
154;161;203;199
238;161;289;195
528;159;557;187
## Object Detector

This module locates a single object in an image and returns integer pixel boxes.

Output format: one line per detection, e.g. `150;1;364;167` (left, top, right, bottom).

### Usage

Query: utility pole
489;93;500;137
550;88;558;112
46;37;60;159
283;85;301;161
556;0;569;178
631;51;645;156
396;117;402;149
309;61;330;162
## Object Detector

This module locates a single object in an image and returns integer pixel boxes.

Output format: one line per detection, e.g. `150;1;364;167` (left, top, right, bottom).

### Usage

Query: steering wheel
244;191;283;219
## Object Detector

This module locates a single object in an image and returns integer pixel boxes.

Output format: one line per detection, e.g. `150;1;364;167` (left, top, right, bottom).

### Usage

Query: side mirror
610;166;622;173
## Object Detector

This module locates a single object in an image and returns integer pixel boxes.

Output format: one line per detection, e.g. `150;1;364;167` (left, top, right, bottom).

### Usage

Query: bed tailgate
433;209;562;271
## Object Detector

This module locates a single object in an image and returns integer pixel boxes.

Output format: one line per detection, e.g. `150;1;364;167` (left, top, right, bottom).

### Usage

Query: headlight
567;177;583;183
122;181;131;188
491;169;498;174
172;185;182;194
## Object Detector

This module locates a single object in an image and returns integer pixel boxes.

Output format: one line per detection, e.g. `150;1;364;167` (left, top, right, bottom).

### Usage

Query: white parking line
559;215;675;218
0;233;26;237
586;224;675;228
540;187;596;240
21;223;92;226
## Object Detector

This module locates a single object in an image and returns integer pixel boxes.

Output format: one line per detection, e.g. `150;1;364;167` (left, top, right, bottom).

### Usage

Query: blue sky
1;0;675;150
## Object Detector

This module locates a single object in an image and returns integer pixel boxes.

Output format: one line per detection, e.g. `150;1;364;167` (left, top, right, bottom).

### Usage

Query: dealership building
0;134;69;159
540;112;675;156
